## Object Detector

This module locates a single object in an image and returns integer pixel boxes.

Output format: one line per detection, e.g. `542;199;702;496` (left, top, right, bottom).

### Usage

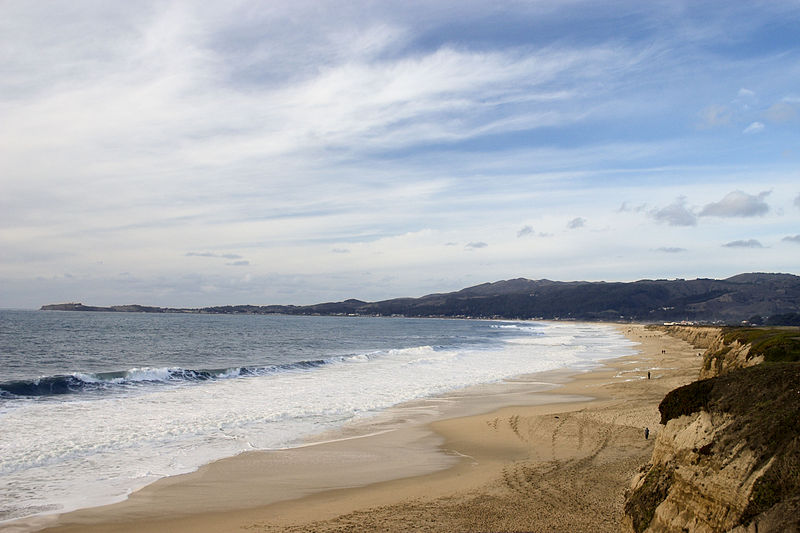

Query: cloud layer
1;1;799;307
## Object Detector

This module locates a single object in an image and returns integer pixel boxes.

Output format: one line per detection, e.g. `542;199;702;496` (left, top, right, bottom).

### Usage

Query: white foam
123;367;178;382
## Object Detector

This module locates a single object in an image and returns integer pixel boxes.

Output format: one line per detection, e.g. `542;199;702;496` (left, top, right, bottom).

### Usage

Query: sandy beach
9;324;703;533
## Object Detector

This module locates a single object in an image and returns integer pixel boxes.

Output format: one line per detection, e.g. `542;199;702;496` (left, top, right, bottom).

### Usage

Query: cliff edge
699;328;800;379
625;328;800;533
657;325;722;350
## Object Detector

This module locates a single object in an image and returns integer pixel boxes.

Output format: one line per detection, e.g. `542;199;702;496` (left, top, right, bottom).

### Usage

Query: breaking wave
0;353;381;398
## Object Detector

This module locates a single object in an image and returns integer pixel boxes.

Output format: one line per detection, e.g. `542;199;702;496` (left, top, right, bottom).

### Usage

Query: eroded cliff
699;328;800;379
625;329;800;533
655;325;722;350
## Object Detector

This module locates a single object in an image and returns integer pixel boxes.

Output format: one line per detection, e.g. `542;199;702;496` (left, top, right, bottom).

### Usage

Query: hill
41;272;800;324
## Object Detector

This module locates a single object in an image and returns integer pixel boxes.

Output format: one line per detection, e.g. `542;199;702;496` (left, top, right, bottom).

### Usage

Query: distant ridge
41;272;800;324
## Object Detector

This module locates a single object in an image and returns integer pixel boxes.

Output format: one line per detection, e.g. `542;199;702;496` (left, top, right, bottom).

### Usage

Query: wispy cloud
742;121;765;134
566;217;586;229
764;102;797;123
617;202;646;213
186;252;243;260
723;239;763;248
517;225;551;238
465;242;488;250
697;105;732;129
783;235;800;244
517;225;534;238
656;247;687;253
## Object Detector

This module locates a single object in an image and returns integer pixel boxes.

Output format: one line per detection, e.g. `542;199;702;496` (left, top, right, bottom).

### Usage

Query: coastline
7;323;702;533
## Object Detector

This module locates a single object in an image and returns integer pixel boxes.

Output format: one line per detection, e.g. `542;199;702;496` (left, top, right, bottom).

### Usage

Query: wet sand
9;324;702;533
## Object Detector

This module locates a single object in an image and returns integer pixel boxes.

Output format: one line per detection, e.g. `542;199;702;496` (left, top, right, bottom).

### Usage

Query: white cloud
465;242;488;250
650;197;697;227
733;88;758;111
742;121;765;134
656;247;687;253
699;190;770;217
782;235;800;244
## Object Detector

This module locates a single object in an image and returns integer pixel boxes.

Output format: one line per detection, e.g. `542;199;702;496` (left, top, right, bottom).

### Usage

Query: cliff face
624;330;800;533
625;410;769;532
698;335;761;380
698;328;800;379
654;326;722;350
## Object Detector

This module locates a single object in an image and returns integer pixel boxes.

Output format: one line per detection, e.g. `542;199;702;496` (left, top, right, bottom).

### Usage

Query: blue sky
1;1;799;308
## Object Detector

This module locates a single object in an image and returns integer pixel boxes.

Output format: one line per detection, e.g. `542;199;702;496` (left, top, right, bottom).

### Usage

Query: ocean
0;310;636;523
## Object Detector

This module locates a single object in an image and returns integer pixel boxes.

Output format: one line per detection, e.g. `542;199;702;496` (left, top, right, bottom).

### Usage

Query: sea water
0;310;636;523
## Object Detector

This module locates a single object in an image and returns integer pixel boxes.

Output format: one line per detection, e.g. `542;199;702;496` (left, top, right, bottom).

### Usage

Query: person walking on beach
644;427;650;440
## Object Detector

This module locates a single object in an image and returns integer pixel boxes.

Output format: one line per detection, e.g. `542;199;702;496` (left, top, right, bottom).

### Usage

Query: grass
720;327;800;363
700;327;800;375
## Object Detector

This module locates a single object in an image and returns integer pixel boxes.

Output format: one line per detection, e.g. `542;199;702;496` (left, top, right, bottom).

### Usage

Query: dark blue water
0;310;501;397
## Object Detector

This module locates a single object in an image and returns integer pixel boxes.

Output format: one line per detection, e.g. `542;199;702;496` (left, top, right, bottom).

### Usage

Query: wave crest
0;359;333;398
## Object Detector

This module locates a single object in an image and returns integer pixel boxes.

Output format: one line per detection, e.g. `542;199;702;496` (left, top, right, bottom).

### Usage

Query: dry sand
9;324;703;533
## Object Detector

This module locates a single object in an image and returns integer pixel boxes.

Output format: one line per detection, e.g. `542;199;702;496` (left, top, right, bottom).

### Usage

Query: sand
7;324;703;533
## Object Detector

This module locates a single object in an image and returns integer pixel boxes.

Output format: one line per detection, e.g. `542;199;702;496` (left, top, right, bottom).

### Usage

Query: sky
1;0;799;309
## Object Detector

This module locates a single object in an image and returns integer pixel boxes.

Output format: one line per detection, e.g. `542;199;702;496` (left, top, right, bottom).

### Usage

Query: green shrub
659;378;714;424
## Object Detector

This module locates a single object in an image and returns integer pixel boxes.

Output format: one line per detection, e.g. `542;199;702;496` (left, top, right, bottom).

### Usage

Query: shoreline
6;323;702;533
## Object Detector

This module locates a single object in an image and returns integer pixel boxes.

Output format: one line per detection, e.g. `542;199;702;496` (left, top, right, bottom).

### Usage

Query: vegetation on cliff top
698;326;800;376
720;327;800;362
